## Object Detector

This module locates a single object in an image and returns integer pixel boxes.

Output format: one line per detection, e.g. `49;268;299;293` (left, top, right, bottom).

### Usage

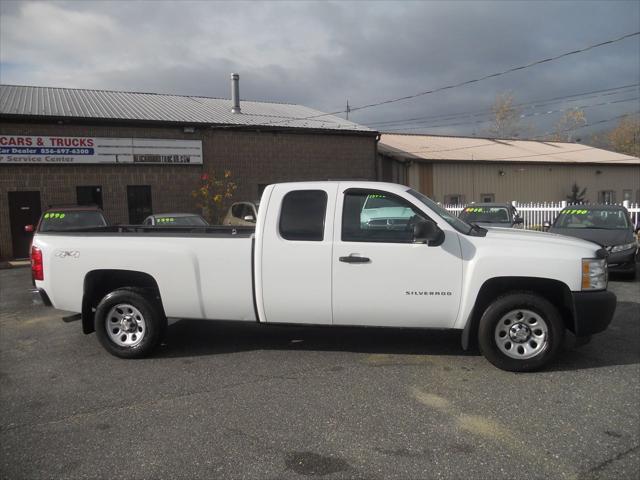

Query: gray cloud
1;0;638;137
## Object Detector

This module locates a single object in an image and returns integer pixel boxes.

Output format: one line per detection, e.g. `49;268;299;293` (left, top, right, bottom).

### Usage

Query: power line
211;31;640;130
379;112;639;156
348;31;640;115
533;112;639;139
366;83;639;127
382;96;639;131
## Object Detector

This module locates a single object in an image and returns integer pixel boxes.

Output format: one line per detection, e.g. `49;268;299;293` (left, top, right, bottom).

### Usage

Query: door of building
76;186;103;209
127;185;152;224
8;191;41;259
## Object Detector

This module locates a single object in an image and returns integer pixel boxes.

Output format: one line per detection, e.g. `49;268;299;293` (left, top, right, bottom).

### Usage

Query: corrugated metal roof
0;84;373;133
379;133;640;165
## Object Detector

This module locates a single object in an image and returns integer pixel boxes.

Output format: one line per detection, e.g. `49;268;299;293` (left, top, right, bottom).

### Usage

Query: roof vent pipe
230;73;241;113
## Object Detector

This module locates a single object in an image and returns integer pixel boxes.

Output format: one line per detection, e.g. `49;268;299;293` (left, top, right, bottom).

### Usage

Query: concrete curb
0;260;30;270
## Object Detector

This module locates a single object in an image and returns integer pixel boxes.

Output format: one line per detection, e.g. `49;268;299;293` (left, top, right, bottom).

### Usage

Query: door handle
339;254;370;263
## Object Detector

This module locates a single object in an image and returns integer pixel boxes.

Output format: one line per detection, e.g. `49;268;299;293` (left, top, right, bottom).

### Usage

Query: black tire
478;292;565;372
94;288;166;359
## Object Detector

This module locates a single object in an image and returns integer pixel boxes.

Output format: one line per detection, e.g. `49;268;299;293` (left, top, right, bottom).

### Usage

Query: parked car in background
223;201;259;226
142;213;208;226
26;205;108;233
547;205;638;279
458;203;523;228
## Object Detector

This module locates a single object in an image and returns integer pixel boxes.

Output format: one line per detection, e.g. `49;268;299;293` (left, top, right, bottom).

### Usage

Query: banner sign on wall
0;135;203;164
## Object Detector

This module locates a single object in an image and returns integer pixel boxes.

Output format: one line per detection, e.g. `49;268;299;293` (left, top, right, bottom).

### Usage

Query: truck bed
34;229;257;321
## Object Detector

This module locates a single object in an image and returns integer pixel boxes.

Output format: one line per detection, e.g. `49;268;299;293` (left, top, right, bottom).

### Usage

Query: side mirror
413;219;444;246
243;215;256;223
24;224;34;233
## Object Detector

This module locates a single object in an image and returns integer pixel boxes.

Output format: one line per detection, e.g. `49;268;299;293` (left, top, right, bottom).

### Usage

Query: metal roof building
0;84;371;133
379;133;640;165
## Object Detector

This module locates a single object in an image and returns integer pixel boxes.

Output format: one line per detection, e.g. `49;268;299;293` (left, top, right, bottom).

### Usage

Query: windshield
459;206;511;223
553;208;630;230
407;189;473;234
155;215;208;226
39;211;107;232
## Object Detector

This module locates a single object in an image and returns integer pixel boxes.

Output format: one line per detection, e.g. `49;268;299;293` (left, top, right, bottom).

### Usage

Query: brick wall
0;121;377;258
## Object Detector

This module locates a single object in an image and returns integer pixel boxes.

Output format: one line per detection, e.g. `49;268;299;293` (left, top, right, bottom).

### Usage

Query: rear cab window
279;190;327;241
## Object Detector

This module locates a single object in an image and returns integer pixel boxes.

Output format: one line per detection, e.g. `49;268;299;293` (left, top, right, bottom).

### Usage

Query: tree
486;92;523;138
550;108;587;142
607;115;640;157
566;182;587;204
192;170;237;223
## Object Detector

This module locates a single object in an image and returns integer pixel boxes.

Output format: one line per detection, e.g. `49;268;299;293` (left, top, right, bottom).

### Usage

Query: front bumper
606;248;638;273
571;290;617;337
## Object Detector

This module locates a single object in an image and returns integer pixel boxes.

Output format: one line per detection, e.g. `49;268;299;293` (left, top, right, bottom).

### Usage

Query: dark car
458;203;523;228
142;213;209;226
548;205;638;278
27;205;108;233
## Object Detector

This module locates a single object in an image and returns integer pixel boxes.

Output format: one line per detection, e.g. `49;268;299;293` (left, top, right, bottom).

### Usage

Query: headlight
582;258;607;291
610;241;637;253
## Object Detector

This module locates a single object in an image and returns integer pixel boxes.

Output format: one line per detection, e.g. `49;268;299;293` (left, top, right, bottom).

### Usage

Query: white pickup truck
31;181;617;371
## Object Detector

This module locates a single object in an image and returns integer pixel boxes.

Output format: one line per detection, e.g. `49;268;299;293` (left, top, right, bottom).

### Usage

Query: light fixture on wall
595;170;602;175
183;126;196;133
498;169;506;176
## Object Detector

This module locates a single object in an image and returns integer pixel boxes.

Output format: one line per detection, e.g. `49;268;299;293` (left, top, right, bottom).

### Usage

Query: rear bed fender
82;269;163;334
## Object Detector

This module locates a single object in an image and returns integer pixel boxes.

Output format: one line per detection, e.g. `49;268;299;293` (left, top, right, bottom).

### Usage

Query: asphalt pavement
0;267;638;479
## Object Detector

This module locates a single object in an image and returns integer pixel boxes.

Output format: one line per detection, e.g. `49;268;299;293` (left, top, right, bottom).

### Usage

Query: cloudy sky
1;0;638;138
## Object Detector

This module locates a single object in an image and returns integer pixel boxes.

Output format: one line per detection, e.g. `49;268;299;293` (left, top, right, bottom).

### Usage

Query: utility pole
346;100;350;120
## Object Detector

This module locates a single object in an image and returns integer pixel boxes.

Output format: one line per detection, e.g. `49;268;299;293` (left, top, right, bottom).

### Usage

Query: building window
598;190;616;204
76;186;103;209
342;190;428;243
127;185;152;224
623;190;632;202
480;193;495;203
279;190;327;241
444;194;465;205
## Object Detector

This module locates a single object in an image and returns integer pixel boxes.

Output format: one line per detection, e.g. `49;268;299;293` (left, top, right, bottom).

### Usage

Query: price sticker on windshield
44;212;66;219
561;209;589;215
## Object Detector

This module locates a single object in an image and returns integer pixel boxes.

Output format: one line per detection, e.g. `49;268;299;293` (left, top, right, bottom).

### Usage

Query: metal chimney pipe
231;73;241;113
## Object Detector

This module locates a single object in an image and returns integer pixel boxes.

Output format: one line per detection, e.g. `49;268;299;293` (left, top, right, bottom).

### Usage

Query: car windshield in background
459;206;511;223
155;216;208;226
40;211;107;232
407;189;473;234
553;208;630;230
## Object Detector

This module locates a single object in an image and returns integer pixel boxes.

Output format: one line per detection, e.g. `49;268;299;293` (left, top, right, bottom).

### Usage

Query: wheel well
82;270;163;334
462;277;574;350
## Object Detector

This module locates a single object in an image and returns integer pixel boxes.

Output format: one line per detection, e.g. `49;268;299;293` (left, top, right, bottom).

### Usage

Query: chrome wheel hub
495;309;549;360
509;323;531;343
106;304;146;347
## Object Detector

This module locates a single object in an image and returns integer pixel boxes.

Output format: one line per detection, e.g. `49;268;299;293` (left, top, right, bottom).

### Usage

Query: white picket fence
443;201;640;230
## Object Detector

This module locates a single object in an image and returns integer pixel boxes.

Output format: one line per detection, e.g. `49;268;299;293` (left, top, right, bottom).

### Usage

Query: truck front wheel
478;292;564;372
94;289;165;359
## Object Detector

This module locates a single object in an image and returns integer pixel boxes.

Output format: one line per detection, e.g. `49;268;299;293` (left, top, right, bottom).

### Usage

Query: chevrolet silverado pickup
31;181;617;371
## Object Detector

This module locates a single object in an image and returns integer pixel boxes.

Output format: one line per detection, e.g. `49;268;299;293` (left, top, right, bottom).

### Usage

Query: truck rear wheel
94;289;165;359
478;292;564;372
